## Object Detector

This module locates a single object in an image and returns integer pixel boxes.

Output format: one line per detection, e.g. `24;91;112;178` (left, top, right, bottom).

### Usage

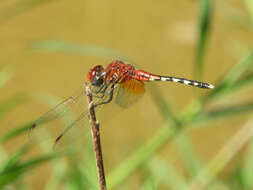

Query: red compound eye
87;65;104;83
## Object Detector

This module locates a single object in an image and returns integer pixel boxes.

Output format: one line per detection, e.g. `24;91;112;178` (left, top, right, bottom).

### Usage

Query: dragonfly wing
29;84;111;148
32;87;86;126
115;79;146;108
52;111;90;150
30;86;88;143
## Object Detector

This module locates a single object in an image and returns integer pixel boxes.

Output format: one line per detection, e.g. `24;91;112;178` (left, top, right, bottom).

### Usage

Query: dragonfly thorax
87;65;106;87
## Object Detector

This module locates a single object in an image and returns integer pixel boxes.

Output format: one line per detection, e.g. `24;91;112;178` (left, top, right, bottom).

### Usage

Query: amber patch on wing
115;79;146;108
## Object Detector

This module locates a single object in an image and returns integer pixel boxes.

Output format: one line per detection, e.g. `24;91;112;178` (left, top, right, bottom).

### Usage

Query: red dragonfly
30;60;214;146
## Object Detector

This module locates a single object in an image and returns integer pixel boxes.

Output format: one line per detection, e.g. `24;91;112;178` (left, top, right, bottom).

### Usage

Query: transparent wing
30;78;145;146
30;87;85;129
29;86;87;143
29;84;113;149
115;79;146;108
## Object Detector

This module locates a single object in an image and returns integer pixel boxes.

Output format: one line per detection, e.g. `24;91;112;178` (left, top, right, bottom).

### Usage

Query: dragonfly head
87;65;105;86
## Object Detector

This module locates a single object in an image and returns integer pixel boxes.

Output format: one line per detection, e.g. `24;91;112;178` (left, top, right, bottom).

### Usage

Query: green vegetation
1;0;253;189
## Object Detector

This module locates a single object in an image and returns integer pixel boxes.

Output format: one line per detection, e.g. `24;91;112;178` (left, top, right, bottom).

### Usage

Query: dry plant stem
188;118;253;190
86;85;107;190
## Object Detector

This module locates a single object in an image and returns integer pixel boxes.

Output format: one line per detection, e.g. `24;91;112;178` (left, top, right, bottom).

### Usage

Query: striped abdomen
133;70;214;89
149;75;214;89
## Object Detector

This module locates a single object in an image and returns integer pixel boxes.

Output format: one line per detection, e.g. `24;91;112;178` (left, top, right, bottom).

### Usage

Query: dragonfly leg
91;83;111;100
92;76;117;99
94;82;111;98
91;83;107;94
93;84;115;108
92;72;125;107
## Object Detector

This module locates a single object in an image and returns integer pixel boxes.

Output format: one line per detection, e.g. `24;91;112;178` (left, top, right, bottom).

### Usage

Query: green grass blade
148;157;187;190
29;40;133;62
0;145;31;172
241;138;253;190
147;84;179;126
222;52;253;82
0;121;32;143
0;92;77;144
0;147;8;163
65;163;89;190
80;140;99;189
218;2;252;27
245;0;253;22
43;160;67;190
195;0;213;79
0;66;13;88
0;94;27;120
192;101;253;124
176;134;202;177
230;73;253;91
140;176;156;190
187;118;253;190
0;151;65;186
108;67;184;189
205;51;253;101
108;125;180;189
0;0;58;23
0;145;31;187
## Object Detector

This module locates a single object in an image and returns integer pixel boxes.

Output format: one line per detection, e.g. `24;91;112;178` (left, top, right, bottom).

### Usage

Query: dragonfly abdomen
149;75;214;89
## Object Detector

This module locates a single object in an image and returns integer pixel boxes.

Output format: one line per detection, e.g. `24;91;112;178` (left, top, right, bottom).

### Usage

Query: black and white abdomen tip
150;76;215;89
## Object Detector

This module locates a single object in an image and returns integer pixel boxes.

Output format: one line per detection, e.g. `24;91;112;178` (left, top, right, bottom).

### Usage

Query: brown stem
86;85;107;190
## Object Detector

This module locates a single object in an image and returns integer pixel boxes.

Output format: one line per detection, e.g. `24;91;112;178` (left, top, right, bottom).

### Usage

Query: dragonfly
30;60;214;147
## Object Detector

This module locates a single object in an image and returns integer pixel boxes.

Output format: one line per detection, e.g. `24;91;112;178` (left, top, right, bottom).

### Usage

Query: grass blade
230;73;253;91
108;125;180;189
0;94;27;120
0;150;65;186
0;0;58;23
218;2;252;27
205;51;253;101
0;66;13;88
148;157;188;190
65;163;89;190
29;40;133;63
245;0;253;22
147;84;179;126
241;138;253;190
0;92;78;144
0;145;31;187
140;176;156;190
195;0;213;79
192;101;253;124
0;145;31;172
188;118;253;190
176;134;202;177
0;122;32;143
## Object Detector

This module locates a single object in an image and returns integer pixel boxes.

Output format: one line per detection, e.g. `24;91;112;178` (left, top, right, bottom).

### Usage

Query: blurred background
1;0;253;189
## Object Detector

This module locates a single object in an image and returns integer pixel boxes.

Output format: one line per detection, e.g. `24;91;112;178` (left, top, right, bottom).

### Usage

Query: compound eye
93;77;104;86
